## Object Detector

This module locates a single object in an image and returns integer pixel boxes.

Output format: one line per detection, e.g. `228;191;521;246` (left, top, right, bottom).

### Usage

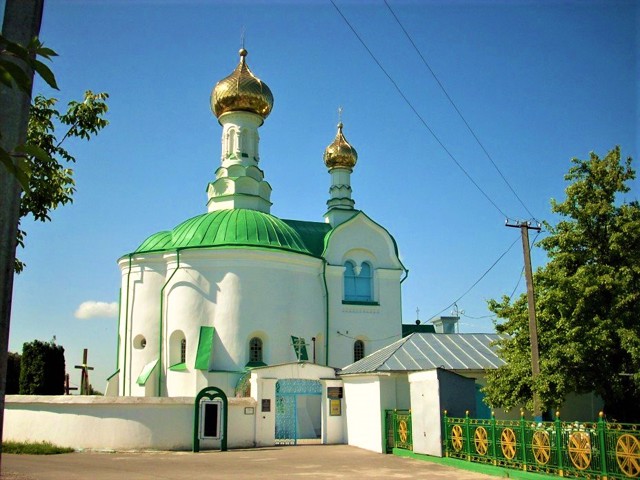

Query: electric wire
507;266;525;300
425;234;521;321
461;312;494;320
337;330;400;343
330;0;510;220
383;0;539;223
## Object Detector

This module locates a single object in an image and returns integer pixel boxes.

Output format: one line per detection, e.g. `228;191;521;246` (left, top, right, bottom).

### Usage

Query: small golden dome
323;122;358;170
211;49;274;121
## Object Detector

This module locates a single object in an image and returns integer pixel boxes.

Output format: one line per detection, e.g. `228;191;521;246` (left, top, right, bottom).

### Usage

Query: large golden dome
211;49;274;121
323;122;358;170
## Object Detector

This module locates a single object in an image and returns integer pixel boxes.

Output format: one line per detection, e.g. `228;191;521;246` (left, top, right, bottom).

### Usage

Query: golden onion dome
323;122;358;170
211;48;274;121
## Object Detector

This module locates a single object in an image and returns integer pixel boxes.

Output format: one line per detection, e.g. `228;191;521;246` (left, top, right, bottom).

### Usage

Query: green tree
19;339;65;395
16;91;109;272
484;147;640;421
6;352;20;394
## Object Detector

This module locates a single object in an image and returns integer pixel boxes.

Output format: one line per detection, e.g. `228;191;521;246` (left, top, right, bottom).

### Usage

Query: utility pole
0;0;45;471
506;220;542;419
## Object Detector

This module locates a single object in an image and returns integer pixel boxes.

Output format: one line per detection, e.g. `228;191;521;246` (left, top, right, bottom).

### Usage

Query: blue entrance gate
275;379;322;445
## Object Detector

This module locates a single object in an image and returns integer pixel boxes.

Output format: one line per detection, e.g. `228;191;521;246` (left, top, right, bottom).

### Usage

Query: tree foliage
0;33;58;189
6;352;21;395
15;91;109;272
484;147;640;421
18;339;65;395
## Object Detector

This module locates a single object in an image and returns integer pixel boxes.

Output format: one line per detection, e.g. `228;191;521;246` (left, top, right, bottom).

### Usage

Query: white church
5;48;528;455
106;47;406;400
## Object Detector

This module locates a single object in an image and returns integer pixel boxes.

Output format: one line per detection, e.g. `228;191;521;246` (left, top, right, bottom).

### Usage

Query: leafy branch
0;33;58;189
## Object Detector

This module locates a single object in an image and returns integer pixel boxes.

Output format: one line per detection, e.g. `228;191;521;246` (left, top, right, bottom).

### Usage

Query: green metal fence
385;409;413;453
443;411;640;479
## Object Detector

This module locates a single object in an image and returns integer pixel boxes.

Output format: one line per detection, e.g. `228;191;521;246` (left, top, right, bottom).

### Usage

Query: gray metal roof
339;333;505;375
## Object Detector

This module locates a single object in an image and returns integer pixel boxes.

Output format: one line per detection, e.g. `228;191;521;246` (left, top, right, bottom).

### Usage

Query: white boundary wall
4;395;256;451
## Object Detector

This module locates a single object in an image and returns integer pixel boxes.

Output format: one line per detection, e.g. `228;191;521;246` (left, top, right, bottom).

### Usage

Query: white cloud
74;301;118;320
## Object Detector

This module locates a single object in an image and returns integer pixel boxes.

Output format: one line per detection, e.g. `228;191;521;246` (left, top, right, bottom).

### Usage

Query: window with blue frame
344;261;373;302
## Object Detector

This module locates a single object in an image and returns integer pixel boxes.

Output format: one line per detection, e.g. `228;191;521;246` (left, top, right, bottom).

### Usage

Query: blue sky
5;0;638;389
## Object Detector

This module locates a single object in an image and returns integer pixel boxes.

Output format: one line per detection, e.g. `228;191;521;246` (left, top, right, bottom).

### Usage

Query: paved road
2;445;501;479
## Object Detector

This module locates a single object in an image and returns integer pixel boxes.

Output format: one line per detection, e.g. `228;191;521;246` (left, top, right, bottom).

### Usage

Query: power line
461;312;494;320
507;266;525;300
425;234;521;321
383;0;539;222
330;0;510;220
337;330;399;343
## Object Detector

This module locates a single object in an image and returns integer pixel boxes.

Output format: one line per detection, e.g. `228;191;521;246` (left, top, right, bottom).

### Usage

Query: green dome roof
134;209;311;255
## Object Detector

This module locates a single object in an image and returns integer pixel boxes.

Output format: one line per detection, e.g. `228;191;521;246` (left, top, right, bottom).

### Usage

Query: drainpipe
158;249;181;397
399;269;408;327
400;268;409;284
123;254;133;396
322;260;329;367
116;287;121;370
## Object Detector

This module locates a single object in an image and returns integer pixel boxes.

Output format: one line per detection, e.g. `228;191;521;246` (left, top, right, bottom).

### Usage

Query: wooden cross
74;348;94;395
64;373;78;395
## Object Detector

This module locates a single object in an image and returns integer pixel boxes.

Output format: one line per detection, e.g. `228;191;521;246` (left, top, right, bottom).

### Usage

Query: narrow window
344;261;373;302
180;338;187;363
344;261;357;300
249;337;263;363
354;340;365;362
356;262;373;301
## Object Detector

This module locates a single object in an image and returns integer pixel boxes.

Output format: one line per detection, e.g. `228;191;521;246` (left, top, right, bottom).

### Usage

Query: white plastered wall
117;257;167;397
342;373;408;453
4;395;256;451
323;213;404;369
409;369;476;456
118;248;326;397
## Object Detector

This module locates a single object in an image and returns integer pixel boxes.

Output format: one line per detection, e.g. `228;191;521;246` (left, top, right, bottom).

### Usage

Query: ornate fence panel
274;379;322;446
443;411;640;479
385;409;413;452
603;422;640;479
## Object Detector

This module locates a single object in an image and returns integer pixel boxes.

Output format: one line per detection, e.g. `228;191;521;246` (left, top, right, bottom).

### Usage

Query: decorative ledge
342;301;379;306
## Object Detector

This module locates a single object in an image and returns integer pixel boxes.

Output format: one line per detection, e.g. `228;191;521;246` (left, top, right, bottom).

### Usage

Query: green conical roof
134;209;311;256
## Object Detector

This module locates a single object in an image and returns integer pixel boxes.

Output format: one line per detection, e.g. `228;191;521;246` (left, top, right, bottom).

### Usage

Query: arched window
180;338;187;364
344;261;373;302
354;340;365;362
249;337;263;363
169;330;186;369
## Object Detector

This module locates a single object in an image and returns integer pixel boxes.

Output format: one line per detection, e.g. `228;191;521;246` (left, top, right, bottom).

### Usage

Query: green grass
3;441;74;455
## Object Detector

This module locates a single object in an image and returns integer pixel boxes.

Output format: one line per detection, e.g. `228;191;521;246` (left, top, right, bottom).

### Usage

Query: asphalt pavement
2;445;502;479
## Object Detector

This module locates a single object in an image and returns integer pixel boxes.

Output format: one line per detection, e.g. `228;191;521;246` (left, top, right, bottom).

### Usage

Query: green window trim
169;362;187;371
195;326;215;370
342;300;380;306
136;359;158;386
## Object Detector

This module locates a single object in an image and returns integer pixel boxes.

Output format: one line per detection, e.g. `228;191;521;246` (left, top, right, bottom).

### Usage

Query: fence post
597;411;608;478
520;409;528;470
393;408;397;450
555;411;564;477
464;410;471;461
490;410;497;465
443;410;449;457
